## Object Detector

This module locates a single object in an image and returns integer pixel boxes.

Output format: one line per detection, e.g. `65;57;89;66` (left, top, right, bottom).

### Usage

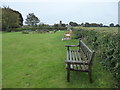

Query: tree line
69;21;119;27
1;6;119;32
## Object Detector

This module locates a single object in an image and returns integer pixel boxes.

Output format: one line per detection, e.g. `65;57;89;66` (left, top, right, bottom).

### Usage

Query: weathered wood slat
67;50;69;60
72;50;75;61
80;65;85;70
74;50;79;70
70;69;88;72
72;50;77;69
66;50;69;69
76;50;81;61
80;49;87;61
71;50;75;69
69;50;72;61
80;40;92;53
74;50;78;61
76;50;83;70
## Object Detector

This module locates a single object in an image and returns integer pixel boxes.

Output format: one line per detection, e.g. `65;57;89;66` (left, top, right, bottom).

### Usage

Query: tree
2;6;22;31
84;22;103;27
109;23;114;27
69;21;78;26
84;22;90;27
80;23;84;26
100;23;103;27
115;24;119;27
61;24;66;27
25;13;40;26
39;24;50;29
13;10;23;26
54;24;59;27
90;23;100;27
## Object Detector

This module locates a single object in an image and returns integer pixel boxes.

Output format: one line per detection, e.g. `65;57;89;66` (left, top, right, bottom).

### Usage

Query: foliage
22;30;29;34
69;21;78;26
54;24;59;27
12;10;23;26
25;13;40;26
72;22;119;27
83;22;103;27
109;23;114;27
72;27;120;88
61;24;66;27
2;6;23;31
53;23;67;30
17;25;66;31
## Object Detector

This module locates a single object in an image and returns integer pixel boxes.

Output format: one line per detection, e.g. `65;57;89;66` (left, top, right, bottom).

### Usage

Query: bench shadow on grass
65;69;112;88
67;72;93;87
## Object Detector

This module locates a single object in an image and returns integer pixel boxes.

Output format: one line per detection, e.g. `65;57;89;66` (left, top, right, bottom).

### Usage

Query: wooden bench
65;39;95;83
63;29;72;40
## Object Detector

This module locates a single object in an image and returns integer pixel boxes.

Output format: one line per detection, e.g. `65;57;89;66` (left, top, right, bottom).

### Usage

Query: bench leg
67;69;70;82
88;71;93;83
67;64;70;82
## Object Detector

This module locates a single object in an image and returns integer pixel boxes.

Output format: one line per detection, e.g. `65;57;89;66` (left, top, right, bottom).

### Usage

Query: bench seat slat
71;50;77;69
74;50;79;69
71;50;75;69
76;50;81;61
66;49;89;70
67;50;81;61
66;65;88;71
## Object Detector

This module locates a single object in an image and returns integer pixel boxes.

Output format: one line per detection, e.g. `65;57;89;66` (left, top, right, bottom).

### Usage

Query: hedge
72;27;120;88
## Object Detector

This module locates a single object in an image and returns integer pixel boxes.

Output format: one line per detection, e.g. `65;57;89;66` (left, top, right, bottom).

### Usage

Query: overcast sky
0;0;119;25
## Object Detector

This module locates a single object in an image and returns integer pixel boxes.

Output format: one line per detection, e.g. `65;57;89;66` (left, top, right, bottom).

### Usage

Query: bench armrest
65;60;89;65
65;45;79;47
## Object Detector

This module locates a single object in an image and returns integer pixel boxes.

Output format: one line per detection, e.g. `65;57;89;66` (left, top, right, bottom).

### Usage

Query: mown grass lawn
0;32;2;89
2;31;115;88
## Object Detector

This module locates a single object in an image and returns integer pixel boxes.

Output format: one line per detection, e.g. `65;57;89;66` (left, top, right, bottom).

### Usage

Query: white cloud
0;0;119;2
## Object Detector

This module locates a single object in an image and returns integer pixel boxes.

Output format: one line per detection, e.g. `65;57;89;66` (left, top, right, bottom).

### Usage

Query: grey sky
0;0;118;25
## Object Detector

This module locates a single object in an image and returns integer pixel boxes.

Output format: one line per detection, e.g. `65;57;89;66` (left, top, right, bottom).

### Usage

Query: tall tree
2;6;22;31
109;23;114;27
25;13;40;26
12;10;23;26
2;6;23;31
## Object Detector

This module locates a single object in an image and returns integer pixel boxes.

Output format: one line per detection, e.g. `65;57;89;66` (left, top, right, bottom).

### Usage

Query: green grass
73;27;118;33
0;32;2;89
2;31;115;88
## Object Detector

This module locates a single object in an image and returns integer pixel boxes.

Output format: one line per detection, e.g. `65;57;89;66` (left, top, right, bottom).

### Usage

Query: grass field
73;27;118;34
0;32;2;89
2;31;115;88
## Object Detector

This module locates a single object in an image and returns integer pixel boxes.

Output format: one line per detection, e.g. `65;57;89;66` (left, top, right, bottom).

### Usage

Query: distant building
60;21;62;25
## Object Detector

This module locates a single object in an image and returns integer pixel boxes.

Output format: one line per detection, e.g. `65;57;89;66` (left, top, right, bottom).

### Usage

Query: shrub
72;27;120;88
22;30;29;34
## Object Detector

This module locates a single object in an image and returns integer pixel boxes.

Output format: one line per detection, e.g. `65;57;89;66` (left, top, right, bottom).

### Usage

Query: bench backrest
79;40;95;66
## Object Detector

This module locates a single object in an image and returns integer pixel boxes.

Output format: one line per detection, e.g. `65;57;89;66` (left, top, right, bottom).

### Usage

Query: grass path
2;31;115;88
